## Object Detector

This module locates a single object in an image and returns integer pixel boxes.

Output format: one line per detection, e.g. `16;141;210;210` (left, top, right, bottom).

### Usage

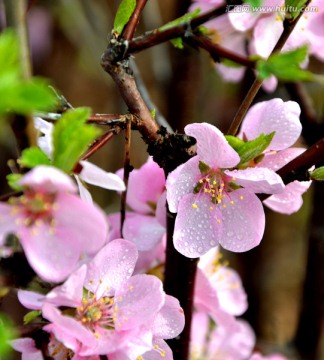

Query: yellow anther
275;15;281;21
192;203;198;209
81;317;87;323
223;204;227;208
199;179;203;183
129;285;134;290
213;180;217;185
217;219;221;224
240;196;244;200
232;177;236;181
230;200;234;205
94;332;100;339
210;206;213;210
206;178;210;182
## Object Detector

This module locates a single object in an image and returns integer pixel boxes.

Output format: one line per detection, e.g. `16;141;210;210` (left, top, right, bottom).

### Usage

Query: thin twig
120;118;131;234
121;0;149;40
186;33;256;68
126;5;227;55
227;1;311;136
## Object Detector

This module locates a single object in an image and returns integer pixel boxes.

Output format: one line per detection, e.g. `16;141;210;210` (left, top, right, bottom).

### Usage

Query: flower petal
54;192;108;254
79;160;126;191
115;274;164;330
185;123;240;168
240;98;302;150
125;158;165;214
123;214;165;251
18;166;76;193
166;156;201;213
173;193;222;258
85;239;138;298
257;147;305;171
18;290;45;310
18;223;81;282
0;203;19;246
152;295;185;339
219;189;265;252
10;338;43;360
263;180;311;214
225;168;284;194
140;339;173;360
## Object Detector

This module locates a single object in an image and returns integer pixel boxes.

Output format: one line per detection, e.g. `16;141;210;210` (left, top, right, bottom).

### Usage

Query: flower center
76;292;116;337
47;335;74;359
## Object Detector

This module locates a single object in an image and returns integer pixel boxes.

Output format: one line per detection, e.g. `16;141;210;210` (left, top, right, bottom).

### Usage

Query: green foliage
257;46;314;82
6;173;23;191
0;313;16;358
236;132;275;166
225;135;245;152
0;30;56;115
52;108;101;173
244;0;262;7
170;38;184;49
285;0;309;19
19;147;51;168
159;8;201;32
23;310;42;325
113;0;136;34
199;160;211;175
309;166;324;181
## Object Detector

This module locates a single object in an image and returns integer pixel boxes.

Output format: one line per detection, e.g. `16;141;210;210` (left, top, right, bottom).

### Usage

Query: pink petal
85;239;138;298
140;339;173;360
253;14;283;57
75;175;93;204
257;148;305;171
18;290;45;310
125;158;165;214
18;166;76;193
155;191;167;227
211;266;248;316
10;338;43;360
185;123;240;168
173;193;223;257
46;265;87;307
43;323;81;354
166;156;201;213
261;75;278;93
42;303;96;346
0;203;19;245
219;189;265;252
18;223;82;282
194;269;220;314
190;311;209;357
225;168;284;194
79;160;126;191
152;295;185;339
114;274;164;331
240;99;302;150
208;319;255;359
228;8;259;31
54;192;108;254
123;214;165;251
263;180;311;214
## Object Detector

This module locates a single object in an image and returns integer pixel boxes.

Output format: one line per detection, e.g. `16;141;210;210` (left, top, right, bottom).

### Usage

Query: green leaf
113;0;136;34
238;132;275;166
23;310;42;325
257;46;314;82
285;0;308;19
52;107;101;173
159;8;200;31
18;147;51;168
0;313;17;358
150;108;156;119
199;160;211;175
6;173;23;191
170;38;184;49
244;0;262;7
221;59;243;69
225;135;245;152
309;166;324;181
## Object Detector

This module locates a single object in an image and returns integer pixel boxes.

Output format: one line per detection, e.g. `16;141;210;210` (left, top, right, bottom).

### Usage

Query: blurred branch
126;5;228;55
227;0;312;136
185;33;256;68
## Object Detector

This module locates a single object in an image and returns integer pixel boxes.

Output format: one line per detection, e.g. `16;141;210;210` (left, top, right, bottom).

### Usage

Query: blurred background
0;0;323;359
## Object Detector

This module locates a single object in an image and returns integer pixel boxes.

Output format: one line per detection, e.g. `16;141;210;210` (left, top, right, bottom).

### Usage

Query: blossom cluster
0;97;310;359
190;0;324;91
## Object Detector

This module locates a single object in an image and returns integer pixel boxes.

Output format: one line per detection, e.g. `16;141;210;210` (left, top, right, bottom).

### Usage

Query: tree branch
227;1;311;136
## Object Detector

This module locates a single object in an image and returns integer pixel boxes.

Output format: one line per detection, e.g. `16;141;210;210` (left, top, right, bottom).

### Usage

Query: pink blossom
18;239;184;358
250;353;289;360
239;98;312;214
166;122;284;256
0;166;108;282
